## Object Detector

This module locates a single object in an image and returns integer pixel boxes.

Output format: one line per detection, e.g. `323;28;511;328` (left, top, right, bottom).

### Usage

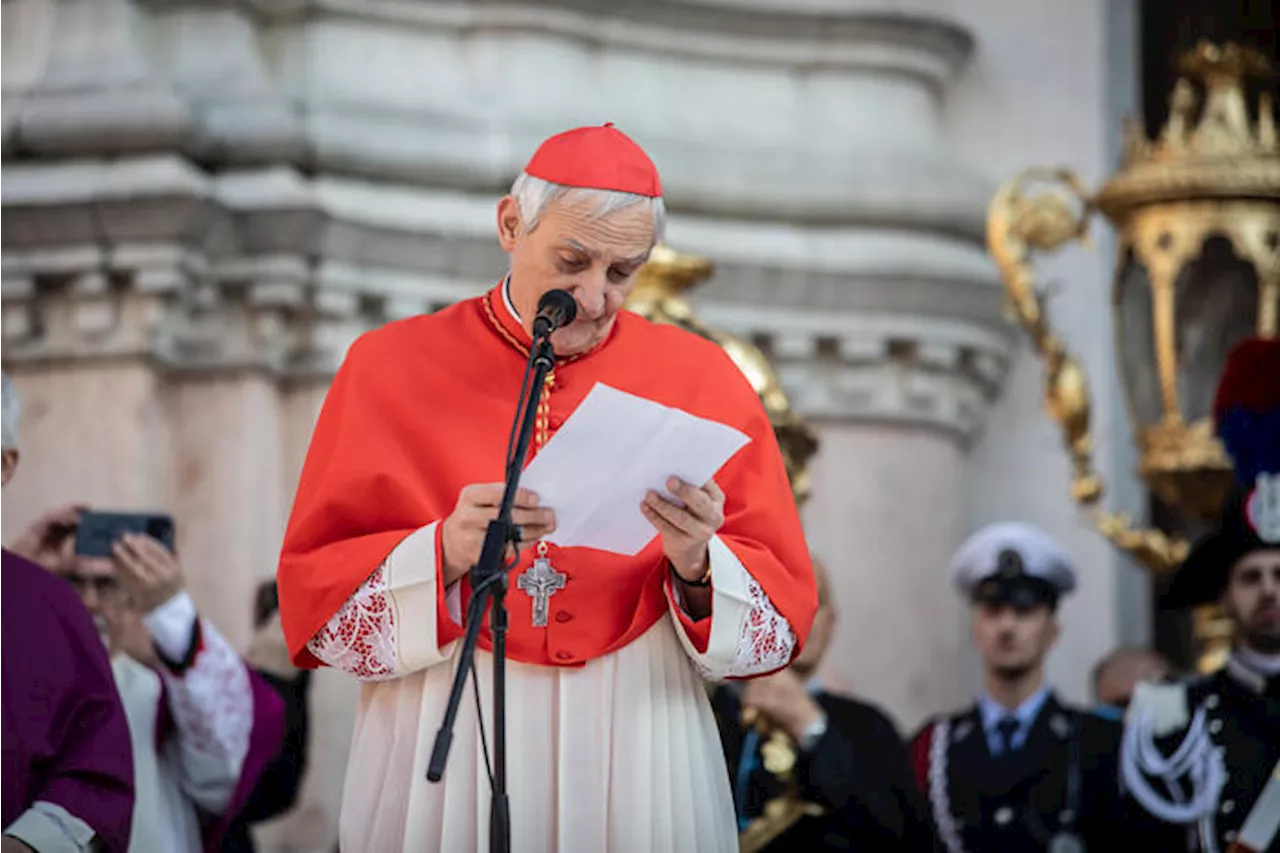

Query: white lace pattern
307;564;402;681
315;554;797;682
163;620;254;767
685;575;796;680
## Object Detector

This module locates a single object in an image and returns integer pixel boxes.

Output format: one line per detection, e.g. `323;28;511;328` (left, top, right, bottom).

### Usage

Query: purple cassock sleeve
1;549;135;852
200;670;286;851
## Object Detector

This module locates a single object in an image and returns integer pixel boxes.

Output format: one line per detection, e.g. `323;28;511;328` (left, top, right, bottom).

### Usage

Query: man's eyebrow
561;239;594;257
559;241;649;267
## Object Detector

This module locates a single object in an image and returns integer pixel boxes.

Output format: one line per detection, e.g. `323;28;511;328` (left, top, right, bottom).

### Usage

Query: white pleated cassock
311;523;798;853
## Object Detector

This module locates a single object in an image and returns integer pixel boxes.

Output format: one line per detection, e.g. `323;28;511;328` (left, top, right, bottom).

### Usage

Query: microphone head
537;289;578;326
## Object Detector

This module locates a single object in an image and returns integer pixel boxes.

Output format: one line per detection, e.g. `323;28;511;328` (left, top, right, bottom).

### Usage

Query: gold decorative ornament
987;41;1279;669
760;729;798;778
629;245;824;851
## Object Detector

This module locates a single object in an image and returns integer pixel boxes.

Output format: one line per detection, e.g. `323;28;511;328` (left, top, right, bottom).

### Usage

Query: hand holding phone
112;533;185;614
8;504;85;571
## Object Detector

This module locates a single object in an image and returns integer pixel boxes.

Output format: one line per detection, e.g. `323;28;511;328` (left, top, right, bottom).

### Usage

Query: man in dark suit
909;522;1137;853
711;557;938;852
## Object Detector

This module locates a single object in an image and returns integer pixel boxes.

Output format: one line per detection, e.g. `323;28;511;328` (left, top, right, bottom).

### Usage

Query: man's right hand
7;504;83;571
2;834;35;853
441;485;556;586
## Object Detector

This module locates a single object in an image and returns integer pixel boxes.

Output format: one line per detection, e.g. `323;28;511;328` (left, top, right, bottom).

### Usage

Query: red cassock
278;284;816;671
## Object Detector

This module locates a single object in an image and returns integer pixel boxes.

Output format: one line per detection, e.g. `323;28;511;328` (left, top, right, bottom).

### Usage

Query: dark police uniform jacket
909;692;1149;852
1122;657;1280;852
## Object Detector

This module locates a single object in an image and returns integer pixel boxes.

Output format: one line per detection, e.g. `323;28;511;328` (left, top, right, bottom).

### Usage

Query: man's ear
1047;614;1062;649
496;196;524;252
1;448;18;486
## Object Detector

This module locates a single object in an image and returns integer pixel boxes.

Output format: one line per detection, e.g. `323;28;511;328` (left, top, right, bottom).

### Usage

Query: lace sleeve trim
687;575;797;680
163;620;254;767
306;564;401;681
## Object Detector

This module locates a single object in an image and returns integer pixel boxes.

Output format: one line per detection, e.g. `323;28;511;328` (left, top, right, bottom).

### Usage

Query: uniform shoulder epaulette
1125;679;1191;736
1120;678;1227;826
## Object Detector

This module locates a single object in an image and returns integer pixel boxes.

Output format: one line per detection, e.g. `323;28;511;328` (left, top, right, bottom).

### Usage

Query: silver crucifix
516;556;567;627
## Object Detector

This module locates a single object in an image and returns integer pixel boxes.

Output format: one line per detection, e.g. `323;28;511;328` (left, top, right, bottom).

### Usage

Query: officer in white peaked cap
951;521;1077;612
910;521;1157;852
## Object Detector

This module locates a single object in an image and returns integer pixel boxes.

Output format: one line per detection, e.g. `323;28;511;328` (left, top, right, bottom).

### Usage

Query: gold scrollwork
987;169;1190;574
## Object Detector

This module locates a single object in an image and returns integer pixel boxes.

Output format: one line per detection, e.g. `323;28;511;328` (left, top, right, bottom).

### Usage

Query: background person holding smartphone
10;504;289;853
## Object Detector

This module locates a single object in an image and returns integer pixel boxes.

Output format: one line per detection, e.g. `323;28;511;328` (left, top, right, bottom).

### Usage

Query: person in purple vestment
22;520;290;853
2;373;135;853
2;374;286;853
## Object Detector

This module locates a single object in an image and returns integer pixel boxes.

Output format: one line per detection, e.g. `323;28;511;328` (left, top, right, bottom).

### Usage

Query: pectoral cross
516;556;566;628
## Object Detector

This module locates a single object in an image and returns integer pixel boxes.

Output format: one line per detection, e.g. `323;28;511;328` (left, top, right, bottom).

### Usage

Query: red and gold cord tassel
534;370;555;452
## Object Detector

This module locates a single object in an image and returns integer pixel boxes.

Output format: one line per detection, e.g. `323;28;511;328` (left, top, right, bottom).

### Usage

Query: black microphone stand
427;328;557;853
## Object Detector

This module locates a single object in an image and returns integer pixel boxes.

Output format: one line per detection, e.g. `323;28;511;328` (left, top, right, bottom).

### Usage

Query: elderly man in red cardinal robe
277;124;817;853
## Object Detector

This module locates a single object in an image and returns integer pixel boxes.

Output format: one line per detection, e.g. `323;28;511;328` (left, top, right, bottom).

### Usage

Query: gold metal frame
987;42;1279;669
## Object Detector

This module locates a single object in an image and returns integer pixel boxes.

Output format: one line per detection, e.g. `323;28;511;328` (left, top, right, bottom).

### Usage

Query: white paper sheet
518;383;752;556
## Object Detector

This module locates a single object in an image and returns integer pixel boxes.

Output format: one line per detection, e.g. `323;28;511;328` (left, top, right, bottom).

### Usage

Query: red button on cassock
555;611;573;623
555;650;572;661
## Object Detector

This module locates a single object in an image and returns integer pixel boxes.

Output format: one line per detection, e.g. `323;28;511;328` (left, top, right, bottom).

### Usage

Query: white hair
510;172;666;244
2;373;19;450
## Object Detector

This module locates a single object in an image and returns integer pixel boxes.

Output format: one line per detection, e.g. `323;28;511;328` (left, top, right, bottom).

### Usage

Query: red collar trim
482;284;534;357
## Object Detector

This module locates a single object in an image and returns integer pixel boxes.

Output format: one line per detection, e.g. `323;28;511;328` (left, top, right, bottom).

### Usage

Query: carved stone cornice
4;1;300;162
4;0;988;239
283;0;975;83
2;1;1006;430
2;151;1011;437
695;300;1012;442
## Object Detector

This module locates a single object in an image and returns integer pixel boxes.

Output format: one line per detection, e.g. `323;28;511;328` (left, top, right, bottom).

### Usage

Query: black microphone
532;289;577;338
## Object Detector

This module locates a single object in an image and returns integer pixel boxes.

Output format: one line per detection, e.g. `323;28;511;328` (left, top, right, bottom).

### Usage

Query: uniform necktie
996;715;1020;755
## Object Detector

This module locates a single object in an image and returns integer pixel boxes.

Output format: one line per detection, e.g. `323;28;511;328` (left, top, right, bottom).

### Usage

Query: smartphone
74;511;176;558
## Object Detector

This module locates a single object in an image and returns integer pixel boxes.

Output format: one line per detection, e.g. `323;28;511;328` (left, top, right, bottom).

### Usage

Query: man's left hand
740;669;825;742
642;478;725;582
112;533;185;614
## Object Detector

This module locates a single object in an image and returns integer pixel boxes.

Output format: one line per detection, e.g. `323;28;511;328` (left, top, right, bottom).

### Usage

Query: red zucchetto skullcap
523;123;662;197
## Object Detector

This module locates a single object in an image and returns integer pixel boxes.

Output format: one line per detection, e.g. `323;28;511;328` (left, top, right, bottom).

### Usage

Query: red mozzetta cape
278;285;816;669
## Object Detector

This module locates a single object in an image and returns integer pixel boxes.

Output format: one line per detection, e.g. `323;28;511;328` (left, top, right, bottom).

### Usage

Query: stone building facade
2;1;1144;848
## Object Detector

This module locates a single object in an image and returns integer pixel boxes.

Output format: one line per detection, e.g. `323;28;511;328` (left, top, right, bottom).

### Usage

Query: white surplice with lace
308;523;797;853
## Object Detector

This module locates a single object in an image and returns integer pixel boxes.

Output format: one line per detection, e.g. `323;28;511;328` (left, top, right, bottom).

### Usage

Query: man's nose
574;274;608;320
81;585;101;611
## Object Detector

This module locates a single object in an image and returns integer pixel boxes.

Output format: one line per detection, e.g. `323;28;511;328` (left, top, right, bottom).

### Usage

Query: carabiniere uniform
1121;336;1280;853
1122;657;1280;853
